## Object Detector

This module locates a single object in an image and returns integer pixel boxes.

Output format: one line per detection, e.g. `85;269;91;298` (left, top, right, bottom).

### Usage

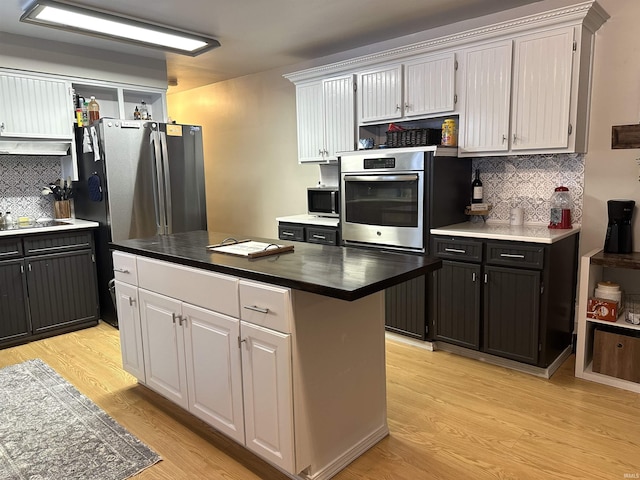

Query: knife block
54;200;71;219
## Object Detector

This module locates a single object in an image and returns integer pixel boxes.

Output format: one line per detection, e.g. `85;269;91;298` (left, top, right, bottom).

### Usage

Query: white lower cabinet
139;289;189;409
114;280;145;382
182;302;244;444
114;252;388;479
241;321;293;472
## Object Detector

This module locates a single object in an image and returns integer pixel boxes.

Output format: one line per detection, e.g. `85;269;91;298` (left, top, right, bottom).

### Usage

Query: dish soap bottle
88;96;100;123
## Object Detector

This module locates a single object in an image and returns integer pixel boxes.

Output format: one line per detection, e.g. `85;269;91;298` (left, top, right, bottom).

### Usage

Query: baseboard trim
291;424;389;480
385;333;572;379
385;331;435;351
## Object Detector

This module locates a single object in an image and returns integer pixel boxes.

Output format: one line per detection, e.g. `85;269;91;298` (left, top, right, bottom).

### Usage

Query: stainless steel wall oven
340;146;470;254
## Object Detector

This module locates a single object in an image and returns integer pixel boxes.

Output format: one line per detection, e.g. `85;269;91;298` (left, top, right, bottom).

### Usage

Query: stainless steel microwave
307;186;339;217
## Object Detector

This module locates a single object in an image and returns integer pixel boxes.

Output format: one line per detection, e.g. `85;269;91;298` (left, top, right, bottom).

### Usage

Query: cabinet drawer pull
281;231;295;237
114;267;130;273
444;248;466;254
312;234;326;240
243;305;270;314
500;253;525;259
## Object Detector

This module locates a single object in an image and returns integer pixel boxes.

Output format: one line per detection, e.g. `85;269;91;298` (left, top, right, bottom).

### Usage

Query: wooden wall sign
612;124;640;149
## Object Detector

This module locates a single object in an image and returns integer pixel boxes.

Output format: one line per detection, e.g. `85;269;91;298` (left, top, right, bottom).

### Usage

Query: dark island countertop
110;230;441;301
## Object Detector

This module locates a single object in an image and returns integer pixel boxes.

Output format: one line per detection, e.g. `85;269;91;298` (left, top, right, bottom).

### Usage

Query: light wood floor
1;322;638;479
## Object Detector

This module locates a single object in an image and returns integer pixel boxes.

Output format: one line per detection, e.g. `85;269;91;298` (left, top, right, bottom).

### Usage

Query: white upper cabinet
0;72;73;139
459;26;577;156
286;1;606;157
358;54;456;124
296;75;355;163
459;40;512;153
404;53;456;118
358;65;403;123
510;27;574;151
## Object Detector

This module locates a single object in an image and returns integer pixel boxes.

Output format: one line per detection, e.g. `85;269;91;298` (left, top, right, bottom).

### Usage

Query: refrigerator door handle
159;131;173;234
150;130;167;234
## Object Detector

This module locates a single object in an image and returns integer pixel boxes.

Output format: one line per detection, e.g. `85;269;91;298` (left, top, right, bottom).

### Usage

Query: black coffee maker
604;199;635;253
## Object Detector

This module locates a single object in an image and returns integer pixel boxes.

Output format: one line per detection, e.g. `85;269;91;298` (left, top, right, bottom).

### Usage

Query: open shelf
586;316;640;331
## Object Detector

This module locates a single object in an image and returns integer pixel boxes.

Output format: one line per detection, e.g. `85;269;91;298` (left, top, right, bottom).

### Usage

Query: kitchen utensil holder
54;200;71;219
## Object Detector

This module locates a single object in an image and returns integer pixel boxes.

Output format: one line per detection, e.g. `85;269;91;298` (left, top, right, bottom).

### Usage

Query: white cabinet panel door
241;321;294;474
115;280;145;382
139;288;188;409
183;303;245;444
404;53;456;117
323;75;355;160
511;27;574;151
296;81;325;163
459;40;512;153
0;74;73;139
358;65;403;123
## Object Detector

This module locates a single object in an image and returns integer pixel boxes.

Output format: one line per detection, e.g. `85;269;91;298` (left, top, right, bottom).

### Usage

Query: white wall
581;0;640;255
167;69;318;237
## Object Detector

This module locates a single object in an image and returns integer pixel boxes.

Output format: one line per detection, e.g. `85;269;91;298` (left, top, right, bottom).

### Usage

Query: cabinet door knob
395;104;401;111
502;134;507;143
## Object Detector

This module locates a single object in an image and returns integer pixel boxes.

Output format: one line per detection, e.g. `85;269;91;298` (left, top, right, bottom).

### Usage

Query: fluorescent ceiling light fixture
20;0;220;56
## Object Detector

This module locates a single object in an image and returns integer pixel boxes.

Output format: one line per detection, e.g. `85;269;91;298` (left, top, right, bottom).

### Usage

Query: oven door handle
344;174;419;182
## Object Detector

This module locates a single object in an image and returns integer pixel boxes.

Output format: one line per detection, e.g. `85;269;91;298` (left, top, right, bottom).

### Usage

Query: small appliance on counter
604;199;635;254
307;185;339;218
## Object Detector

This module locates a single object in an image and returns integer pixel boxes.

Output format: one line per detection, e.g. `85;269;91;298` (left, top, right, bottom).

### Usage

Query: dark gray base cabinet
0;230;99;348
434;261;481;349
278;222;340;246
432;234;578;368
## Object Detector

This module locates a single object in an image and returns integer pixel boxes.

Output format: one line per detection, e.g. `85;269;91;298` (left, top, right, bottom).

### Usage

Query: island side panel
291;290;387;477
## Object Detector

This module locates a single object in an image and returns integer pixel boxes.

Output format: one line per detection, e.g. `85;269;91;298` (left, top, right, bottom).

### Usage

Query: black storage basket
385;128;441;148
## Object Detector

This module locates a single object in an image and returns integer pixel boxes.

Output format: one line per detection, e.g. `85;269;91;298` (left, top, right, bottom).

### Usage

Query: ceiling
0;0;543;94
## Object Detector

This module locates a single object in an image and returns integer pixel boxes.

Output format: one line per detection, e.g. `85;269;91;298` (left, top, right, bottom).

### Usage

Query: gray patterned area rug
0;359;161;480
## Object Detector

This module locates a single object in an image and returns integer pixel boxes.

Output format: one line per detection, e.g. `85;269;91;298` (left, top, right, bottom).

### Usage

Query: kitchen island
110;230;440;480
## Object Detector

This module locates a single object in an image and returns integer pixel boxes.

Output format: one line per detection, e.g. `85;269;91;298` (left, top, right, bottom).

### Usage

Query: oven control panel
364;158;395;169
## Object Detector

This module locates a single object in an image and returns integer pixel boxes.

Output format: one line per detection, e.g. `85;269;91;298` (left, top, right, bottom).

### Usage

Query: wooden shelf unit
575;248;640;393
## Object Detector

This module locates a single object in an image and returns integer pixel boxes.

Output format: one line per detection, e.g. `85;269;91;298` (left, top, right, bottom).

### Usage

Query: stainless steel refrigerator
74;119;207;327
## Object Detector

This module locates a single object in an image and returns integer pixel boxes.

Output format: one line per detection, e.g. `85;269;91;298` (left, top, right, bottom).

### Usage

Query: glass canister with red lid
548;186;573;229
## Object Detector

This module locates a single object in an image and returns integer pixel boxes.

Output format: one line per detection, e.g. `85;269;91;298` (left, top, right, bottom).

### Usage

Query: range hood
0;138;71;155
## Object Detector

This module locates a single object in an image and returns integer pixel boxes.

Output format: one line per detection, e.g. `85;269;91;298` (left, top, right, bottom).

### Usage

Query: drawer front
306;226;339;245
137;257;239;317
0;237;23;259
23;231;92;255
239;280;291;333
278;224;305;242
485;242;544;269
112;251;138;285
433;236;483;262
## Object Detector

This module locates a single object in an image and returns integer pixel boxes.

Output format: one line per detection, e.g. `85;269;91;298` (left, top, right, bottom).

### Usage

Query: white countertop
0;218;99;237
277;214;339;227
430;221;580;244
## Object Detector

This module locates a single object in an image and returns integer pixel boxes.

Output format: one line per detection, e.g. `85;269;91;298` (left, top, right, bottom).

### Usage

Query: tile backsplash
472;153;584;225
0;155;65;220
